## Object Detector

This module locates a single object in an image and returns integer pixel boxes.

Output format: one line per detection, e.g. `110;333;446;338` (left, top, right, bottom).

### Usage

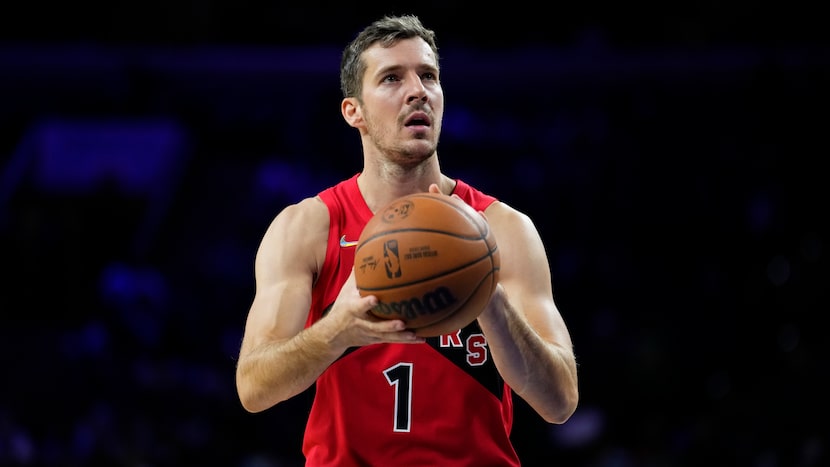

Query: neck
357;155;454;212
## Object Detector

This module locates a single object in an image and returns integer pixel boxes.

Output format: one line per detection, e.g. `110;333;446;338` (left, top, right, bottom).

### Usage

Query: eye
422;72;437;81
382;74;400;83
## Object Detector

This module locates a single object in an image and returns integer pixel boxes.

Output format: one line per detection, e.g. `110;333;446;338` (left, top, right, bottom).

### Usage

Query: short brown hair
339;15;439;99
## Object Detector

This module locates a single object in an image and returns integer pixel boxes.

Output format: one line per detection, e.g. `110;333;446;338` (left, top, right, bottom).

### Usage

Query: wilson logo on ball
372;286;459;321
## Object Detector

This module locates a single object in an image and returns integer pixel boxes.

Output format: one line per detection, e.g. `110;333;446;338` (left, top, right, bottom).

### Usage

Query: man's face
357;37;444;166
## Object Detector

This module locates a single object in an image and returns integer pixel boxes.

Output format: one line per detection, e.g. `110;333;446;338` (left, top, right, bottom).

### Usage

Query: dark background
1;2;827;466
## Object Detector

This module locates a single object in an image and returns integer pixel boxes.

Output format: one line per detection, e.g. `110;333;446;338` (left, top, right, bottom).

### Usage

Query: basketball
354;192;500;337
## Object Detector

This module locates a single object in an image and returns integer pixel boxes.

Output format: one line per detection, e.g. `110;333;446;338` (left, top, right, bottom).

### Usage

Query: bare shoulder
484;200;538;240
267;196;329;233
256;196;330;276
484;200;551;279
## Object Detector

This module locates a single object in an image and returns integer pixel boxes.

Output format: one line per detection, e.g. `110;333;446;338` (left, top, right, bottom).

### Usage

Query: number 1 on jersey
383;362;413;432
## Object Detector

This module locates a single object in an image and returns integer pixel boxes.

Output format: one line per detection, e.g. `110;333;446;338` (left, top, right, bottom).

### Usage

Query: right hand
321;269;426;349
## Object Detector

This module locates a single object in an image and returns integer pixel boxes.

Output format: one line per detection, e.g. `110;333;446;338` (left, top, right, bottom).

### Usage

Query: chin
394;150;433;169
407;146;436;161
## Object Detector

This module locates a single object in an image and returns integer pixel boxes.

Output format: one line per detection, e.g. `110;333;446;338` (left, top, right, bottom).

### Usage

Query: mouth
404;112;431;128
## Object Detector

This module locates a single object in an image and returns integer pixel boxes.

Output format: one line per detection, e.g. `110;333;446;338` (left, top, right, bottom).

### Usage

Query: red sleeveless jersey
304;173;519;466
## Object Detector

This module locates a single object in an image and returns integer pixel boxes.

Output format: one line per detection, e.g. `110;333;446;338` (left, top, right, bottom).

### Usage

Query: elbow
542;356;580;424
238;393;267;414
539;387;579;424
547;397;579;425
236;373;274;414
238;387;281;414
237;384;265;414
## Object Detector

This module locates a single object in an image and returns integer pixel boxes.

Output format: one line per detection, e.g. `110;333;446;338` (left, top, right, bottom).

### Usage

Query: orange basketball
354;192;500;337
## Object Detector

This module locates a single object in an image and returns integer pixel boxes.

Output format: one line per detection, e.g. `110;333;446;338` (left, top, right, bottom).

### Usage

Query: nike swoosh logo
339;235;359;248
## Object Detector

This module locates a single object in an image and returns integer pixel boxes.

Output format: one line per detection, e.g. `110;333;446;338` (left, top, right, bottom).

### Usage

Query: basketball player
235;15;579;465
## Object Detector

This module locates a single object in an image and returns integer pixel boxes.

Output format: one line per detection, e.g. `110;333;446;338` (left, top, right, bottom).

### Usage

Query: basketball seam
399;193;488;236
355;228;487;252
357;250;498;292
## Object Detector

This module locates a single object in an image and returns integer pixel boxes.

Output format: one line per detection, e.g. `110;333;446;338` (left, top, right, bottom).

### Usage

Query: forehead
362;37;438;75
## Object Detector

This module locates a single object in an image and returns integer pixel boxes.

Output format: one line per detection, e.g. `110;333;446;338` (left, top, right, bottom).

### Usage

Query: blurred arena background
1;2;827;466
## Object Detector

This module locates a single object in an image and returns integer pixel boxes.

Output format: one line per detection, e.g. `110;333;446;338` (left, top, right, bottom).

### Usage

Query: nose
405;73;428;104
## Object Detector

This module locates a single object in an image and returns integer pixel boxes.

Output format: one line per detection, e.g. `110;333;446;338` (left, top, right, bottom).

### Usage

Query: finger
372;318;408;331
394;332;426;343
359;294;379;312
382;327;425;343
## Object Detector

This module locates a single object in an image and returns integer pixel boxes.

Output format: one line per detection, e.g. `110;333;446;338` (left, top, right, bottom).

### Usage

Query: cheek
364;97;397;118
429;91;444;112
430;98;443;122
429;84;444;101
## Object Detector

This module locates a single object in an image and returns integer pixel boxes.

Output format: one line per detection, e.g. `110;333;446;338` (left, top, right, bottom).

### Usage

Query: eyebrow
374;63;439;78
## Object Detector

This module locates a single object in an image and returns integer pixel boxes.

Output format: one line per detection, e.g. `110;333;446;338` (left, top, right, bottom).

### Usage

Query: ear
341;97;363;128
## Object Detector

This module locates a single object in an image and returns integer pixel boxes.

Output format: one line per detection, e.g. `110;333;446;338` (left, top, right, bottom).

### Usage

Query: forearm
236;322;345;413
478;289;579;424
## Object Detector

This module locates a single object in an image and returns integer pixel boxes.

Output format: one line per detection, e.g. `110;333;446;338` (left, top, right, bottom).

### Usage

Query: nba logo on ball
383;240;402;278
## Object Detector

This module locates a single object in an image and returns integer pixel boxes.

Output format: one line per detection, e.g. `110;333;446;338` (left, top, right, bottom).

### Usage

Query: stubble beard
368;123;437;171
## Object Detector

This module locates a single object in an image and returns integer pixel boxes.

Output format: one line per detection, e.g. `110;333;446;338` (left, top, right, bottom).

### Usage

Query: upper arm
239;196;330;356
485;202;573;347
